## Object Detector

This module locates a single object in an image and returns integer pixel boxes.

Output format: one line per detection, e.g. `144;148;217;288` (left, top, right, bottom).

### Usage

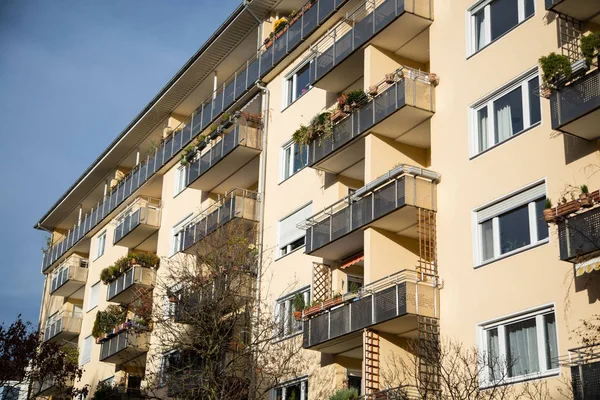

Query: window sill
281;87;313;113
273;331;303;344
475;239;549;269
278;165;308;186
466;14;534;60
480;369;560;389
469;122;541;160
275;245;306;261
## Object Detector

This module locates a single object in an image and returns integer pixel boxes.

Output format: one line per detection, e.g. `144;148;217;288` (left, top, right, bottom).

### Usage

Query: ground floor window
272;377;308;400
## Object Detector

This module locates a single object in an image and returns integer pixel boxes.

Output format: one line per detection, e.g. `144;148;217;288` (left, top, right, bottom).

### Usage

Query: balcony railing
41;0;348;274
308;0;433;90
186;117;262;192
303;269;437;351
301;165;438;259
550;68;600;140
565;344;600;400
99;329;149;363
557;206;600;262
308;67;434;170
545;0;600;22
50;255;88;298
43;314;82;343
181;189;260;254
113;197;161;247
106;265;156;304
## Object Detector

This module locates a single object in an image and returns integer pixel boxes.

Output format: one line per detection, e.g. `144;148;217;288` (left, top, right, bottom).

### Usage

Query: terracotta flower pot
385;73;396;84
543;208;555;223
428;73;440;86
293;311;302;321
580;193;593;207
368;85;379;96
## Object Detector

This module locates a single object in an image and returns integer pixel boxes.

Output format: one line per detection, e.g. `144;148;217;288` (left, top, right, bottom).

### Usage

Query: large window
471;70;541;155
272;377;308;400
478;306;559;385
277;203;312;258
474;181;548;266
80;335;93;365
275;287;310;339
171;215;193;256
468;0;534;55
95;230;106;259
285;61;312;107
280;140;308;181
87;282;100;312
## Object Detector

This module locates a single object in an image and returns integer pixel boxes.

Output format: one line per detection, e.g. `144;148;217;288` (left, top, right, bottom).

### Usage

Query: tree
140;219;307;400
0;315;86;399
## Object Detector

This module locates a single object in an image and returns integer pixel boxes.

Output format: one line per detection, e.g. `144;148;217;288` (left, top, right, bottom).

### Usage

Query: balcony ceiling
36;0;280;230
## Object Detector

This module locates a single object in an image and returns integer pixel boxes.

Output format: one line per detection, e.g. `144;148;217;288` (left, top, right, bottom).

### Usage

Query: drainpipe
250;80;269;400
35;222;53;333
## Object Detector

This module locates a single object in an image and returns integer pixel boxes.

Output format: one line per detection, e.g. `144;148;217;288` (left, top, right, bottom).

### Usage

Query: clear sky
0;0;240;326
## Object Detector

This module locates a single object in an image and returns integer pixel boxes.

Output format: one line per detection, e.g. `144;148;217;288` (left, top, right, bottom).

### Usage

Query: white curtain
475;10;487;50
506;319;540;377
481;219;494;262
495;103;513;143
487;328;500;380
478;107;489;152
544;314;558;369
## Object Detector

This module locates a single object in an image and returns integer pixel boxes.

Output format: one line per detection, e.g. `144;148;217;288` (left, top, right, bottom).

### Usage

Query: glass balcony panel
287;19;302;50
201;103;212;129
246;59;259;91
212;93;223;119
259;46;273;77
331;207;350;240
273;32;287;64
316;46;334;81
358;100;375;132
173;129;183;153
334;31;353;65
163;137;173;161
353;13;373;48
318;0;336;23
375;0;396;32
223;81;235;110
192;114;203;136
182;122;192;144
235;69;247;99
302;4;318;39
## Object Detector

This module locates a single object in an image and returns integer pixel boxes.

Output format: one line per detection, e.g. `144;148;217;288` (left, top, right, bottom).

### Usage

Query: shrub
329;388;358;400
273;18;288;34
292;293;305;311
92;381;122;400
345;89;368;106
581;32;600;65
91;306;126;339
539;52;572;88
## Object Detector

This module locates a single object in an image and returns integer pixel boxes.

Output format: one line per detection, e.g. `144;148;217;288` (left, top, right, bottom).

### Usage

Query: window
474;181;548;265
95;231;106;259
471;70;541;155
80;335;93;365
171;215;193;256
478;306;559;385
347;275;364;293
272;377;308;400
275;287;310;339
87;282;100;311
164;283;183;319
280;140;308;181
174;165;187;196
285;61;312;107
0;387;20;400
347;370;362;396
468;0;534;55
277;203;312;258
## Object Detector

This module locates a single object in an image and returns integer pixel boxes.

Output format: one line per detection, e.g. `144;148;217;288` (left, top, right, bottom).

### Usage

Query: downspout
35;222;53;333
250;81;269;400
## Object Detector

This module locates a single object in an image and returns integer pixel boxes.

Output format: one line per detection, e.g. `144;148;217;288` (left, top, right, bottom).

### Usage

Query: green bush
292;293;305;311
329;388;359;400
581;32;600;64
345;89;368;106
92;381;122;400
292;111;332;146
91;306;127;339
539;52;572;88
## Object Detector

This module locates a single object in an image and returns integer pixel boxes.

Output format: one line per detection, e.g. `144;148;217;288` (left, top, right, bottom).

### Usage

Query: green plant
100;253;160;284
181;144;196;166
329;388;359;400
345;89;368;106
41;235;53;253
91;306;126;339
273;18;288;34
581;184;589;195
92;380;122;400
581;32;600;65
539;52;572;88
288;9;297;20
544;198;552;209
292;293;306;311
348;281;361;293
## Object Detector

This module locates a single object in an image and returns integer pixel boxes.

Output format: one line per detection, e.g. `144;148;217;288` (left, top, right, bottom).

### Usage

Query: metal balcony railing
566;344;600;400
106;265;156;303
550;68;600;139
185;117;262;189
301;165;439;254
181;189;260;253
308;67;434;167
41;0;348;274
99;329;149;362
113;197;161;245
43;313;82;343
50;255;88;295
557;206;600;262
307;0;433;85
303;269;436;349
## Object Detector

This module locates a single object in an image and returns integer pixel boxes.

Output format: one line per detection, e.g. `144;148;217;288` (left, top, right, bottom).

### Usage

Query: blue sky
0;0;240;326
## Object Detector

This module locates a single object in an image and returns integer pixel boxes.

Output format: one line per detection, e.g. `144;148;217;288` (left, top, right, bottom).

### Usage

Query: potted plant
385;72;396;84
337;93;348;110
543;198;555;223
288;9;299;24
273;18;288;39
330;108;346;123
580;184;593;207
292;293;305;321
539;52;572;89
428;72;440;86
581;32;600;65
346;89;367;109
368;85;379;96
221;112;233;129
263;36;273;49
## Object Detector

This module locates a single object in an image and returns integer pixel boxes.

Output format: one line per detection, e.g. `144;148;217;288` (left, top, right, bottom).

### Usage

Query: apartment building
33;0;600;398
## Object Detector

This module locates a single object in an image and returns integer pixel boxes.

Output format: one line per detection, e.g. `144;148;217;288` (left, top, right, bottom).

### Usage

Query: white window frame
95;230;106;260
277;203;312;259
472;180;548;267
477;304;559;387
86;281;101;312
467;0;535;56
174;165;187;196
80;335;93;365
171;214;193;256
271;376;309;400
279;139;308;182
158;349;179;387
274;286;310;340
283;59;313;108
469;68;541;157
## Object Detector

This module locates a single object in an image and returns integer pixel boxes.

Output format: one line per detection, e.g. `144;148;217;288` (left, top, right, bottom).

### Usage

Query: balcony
302;270;437;354
308;68;434;175
182;189;260;255
99;329;149;363
50;254;88;298
545;0;600;23
302;165;438;260
568;344;600;400
43;313;82;343
106;265;156;304
186;118;262;193
557;205;600;262
31;377;74;398
113;197;161;250
550;68;600;140
309;0;433;92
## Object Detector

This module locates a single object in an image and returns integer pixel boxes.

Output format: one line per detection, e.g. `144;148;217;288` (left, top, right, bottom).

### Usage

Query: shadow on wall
563;133;599;165
574;267;600;304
